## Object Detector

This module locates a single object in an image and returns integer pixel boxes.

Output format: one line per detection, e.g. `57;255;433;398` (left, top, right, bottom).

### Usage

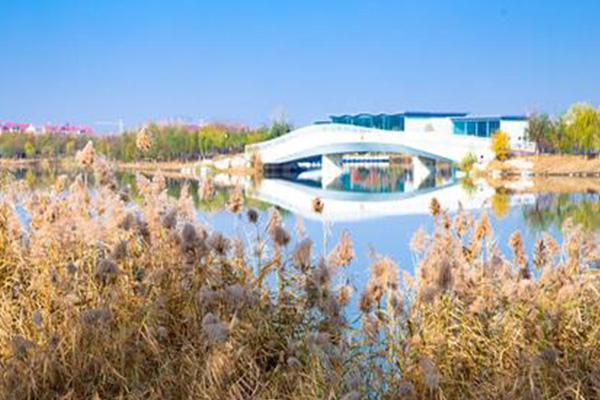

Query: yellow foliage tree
491;130;511;161
564;103;600;157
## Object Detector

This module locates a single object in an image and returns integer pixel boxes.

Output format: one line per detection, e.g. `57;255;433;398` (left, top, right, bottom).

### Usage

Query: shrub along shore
0;120;291;162
527;103;600;157
0;145;598;399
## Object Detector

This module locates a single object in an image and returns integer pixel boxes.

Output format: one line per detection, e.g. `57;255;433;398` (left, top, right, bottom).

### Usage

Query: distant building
327;111;530;149
1;122;37;134
43;124;95;135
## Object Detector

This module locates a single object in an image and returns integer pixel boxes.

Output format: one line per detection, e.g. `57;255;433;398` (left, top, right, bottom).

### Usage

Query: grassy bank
113;160;197;172
487;154;600;177
0;158;56;167
488;175;600;195
1;153;255;176
0;152;599;399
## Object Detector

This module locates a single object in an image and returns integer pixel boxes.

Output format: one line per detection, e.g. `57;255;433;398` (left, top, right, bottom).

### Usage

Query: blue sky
1;0;599;130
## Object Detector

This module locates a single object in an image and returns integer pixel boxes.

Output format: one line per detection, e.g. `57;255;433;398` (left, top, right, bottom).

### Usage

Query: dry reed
0;152;598;399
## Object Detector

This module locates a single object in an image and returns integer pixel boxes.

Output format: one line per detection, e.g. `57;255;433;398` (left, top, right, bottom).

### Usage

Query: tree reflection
491;189;511;220
523;193;600;232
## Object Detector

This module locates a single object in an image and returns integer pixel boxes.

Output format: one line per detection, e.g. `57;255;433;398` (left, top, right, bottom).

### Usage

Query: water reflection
269;160;456;194
253;163;537;221
5;163;596;320
523;193;600;232
3;164;599;233
326;165;450;193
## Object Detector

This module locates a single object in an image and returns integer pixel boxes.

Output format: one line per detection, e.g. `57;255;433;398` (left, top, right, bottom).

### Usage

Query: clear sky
1;0;599;130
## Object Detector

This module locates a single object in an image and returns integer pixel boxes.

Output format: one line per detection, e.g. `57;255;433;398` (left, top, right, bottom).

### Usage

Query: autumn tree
24;141;36;159
564;103;600;157
491;130;511;161
527;113;554;154
198;126;226;157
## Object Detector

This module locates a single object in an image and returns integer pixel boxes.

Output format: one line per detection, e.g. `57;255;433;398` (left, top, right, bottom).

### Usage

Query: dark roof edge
451;115;528;121
329;111;468;119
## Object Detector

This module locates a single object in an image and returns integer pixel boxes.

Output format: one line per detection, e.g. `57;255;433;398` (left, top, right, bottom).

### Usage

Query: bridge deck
247;123;494;165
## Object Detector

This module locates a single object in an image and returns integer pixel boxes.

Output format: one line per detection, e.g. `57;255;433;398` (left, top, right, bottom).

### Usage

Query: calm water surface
210;166;599;293
10;165;600;294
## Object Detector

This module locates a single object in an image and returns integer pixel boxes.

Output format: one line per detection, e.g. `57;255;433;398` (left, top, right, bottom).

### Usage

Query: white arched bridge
246;123;495;166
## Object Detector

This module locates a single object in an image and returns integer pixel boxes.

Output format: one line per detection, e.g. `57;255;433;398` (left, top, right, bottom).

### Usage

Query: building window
354;116;372;127
453;121;466;134
389;115;404;131
372;115;383;129
453;118;502;137
477;121;488;137
466;121;476;135
381;115;391;130
330;114;404;131
489;120;500;135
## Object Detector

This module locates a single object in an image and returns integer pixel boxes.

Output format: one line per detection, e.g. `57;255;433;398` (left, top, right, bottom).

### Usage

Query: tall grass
357;205;600;399
0;151;598;399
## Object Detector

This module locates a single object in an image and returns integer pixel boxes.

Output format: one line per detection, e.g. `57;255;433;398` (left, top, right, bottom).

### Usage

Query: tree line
0;121;291;161
527;103;600;156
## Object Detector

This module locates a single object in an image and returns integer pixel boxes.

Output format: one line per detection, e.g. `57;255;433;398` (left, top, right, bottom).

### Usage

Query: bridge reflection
247;176;534;222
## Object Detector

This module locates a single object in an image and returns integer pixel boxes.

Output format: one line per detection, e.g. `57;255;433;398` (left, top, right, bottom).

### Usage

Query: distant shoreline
0;156;253;177
2;154;600;179
485;154;600;178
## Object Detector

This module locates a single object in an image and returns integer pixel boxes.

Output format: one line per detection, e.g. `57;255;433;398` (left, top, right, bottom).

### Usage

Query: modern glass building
325;112;528;142
451;115;528;138
329;112;467;131
330;114;405;131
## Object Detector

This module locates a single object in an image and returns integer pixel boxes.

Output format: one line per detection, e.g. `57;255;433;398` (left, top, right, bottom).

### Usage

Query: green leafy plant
458;152;478;174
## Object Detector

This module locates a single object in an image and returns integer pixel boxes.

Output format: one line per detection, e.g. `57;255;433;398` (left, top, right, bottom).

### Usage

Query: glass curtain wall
331;114;504;136
453;119;501;137
330;114;405;131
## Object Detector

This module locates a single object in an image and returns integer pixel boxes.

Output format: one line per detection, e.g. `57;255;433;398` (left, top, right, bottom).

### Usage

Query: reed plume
0;161;598;400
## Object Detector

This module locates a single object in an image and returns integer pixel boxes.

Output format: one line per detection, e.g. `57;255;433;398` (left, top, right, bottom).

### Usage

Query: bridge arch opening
263;150;455;193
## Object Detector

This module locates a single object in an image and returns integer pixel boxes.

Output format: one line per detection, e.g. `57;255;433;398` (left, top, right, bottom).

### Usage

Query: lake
11;163;599;299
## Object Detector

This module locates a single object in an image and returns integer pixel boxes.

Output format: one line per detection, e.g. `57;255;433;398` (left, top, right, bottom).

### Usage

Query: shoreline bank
485;154;600;178
3;154;600;181
487;175;600;194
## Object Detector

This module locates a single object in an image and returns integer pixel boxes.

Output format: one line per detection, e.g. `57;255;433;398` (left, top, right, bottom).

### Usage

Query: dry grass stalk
136;127;153;152
0;161;355;399
0;157;598;399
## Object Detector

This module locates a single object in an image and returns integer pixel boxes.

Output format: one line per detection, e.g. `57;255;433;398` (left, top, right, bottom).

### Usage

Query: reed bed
0;148;598;399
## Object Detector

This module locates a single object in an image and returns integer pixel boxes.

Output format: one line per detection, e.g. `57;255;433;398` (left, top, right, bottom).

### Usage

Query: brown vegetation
489;176;600;195
528;154;600;175
0;149;599;399
114;160;197;173
487;154;600;177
